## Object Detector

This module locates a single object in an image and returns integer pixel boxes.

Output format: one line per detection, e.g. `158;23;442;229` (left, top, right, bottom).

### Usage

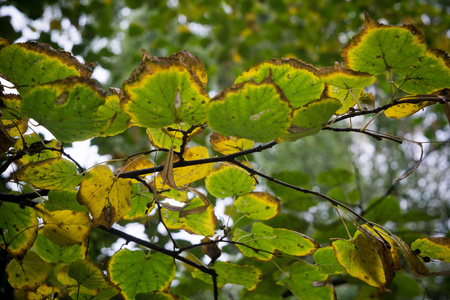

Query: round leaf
205;164;256;198
207;77;292;142
234;192;280;220
109;249;176;299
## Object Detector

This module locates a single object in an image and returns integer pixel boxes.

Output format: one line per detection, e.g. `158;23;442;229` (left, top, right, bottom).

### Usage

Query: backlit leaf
124;185;154;220
121;50;209;128
234;192;280;220
109;249;176;299
0;201;37;257
45;190;89;212
57;265;98;295
411;237;450;263
78;165;132;228
280;97;341;141
205;163;256;198
192;262;262;291
97;93;131;137
342;13;427;75
384;97;434;119
332;234;388;292
153;146;214;189
207;76;292;142
20;77;121;143
33;230;85;264
26;284;61;300
209;132;254;155
313;246;345;275
114;155;155;180
68;259;107;290
6;251;49;289
354;225;400;286
396;49;450;94
14;134;61;164
277;262;336;300
15;157;82;190
43;209;92;246
320;65;376;114
235;58;324;108
0;42;92;93
162;197;217;236
233;222;319;260
147;123;203;151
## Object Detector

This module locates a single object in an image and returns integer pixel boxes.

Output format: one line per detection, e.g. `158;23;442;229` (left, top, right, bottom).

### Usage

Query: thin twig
230;160;370;224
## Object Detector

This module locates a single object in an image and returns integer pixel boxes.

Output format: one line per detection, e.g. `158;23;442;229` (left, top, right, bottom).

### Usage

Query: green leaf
45;190;89;212
327;187;360;204
109;249;176;299
14;134;61;164
97;93;131;137
33;230;85;264
411;237;450;263
162;197;217;236
320;65;376;114
121;50;209;128
396;49;450;94
233;222;319;260
207;76;292;142
313;246;345;275
6;251;49;290
234;192;280;220
15;157;82;190
192;262;262;291
277;262;336;300
124;189;154;221
0;201;38;256
68;259;107;290
235;58;325;108
205;164;256;198
364;195;401;224
0;42;92;93
280;97;341;141
342;14;427;75
317;168;354;186
20;77;115;142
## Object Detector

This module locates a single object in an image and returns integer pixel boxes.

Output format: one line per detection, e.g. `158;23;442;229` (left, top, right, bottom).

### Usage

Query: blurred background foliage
1;0;449;299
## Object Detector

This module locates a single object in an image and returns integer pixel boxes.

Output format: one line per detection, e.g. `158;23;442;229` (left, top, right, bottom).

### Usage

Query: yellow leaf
384;99;434;119
153;146;214;189
333;235;388;292
78;165;132;228
354;225;400;286
114;155;155;183
6;251;49;289
26;284;61;300
209;132;255;155
15;157;82;190
162;197;217;236
43;210;92;246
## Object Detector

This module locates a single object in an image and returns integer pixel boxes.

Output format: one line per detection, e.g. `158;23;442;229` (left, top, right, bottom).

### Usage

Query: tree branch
117;141;278;178
230;160;370;224
98;226;219;299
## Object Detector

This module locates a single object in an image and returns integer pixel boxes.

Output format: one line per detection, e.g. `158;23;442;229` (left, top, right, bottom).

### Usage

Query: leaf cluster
0;13;449;300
